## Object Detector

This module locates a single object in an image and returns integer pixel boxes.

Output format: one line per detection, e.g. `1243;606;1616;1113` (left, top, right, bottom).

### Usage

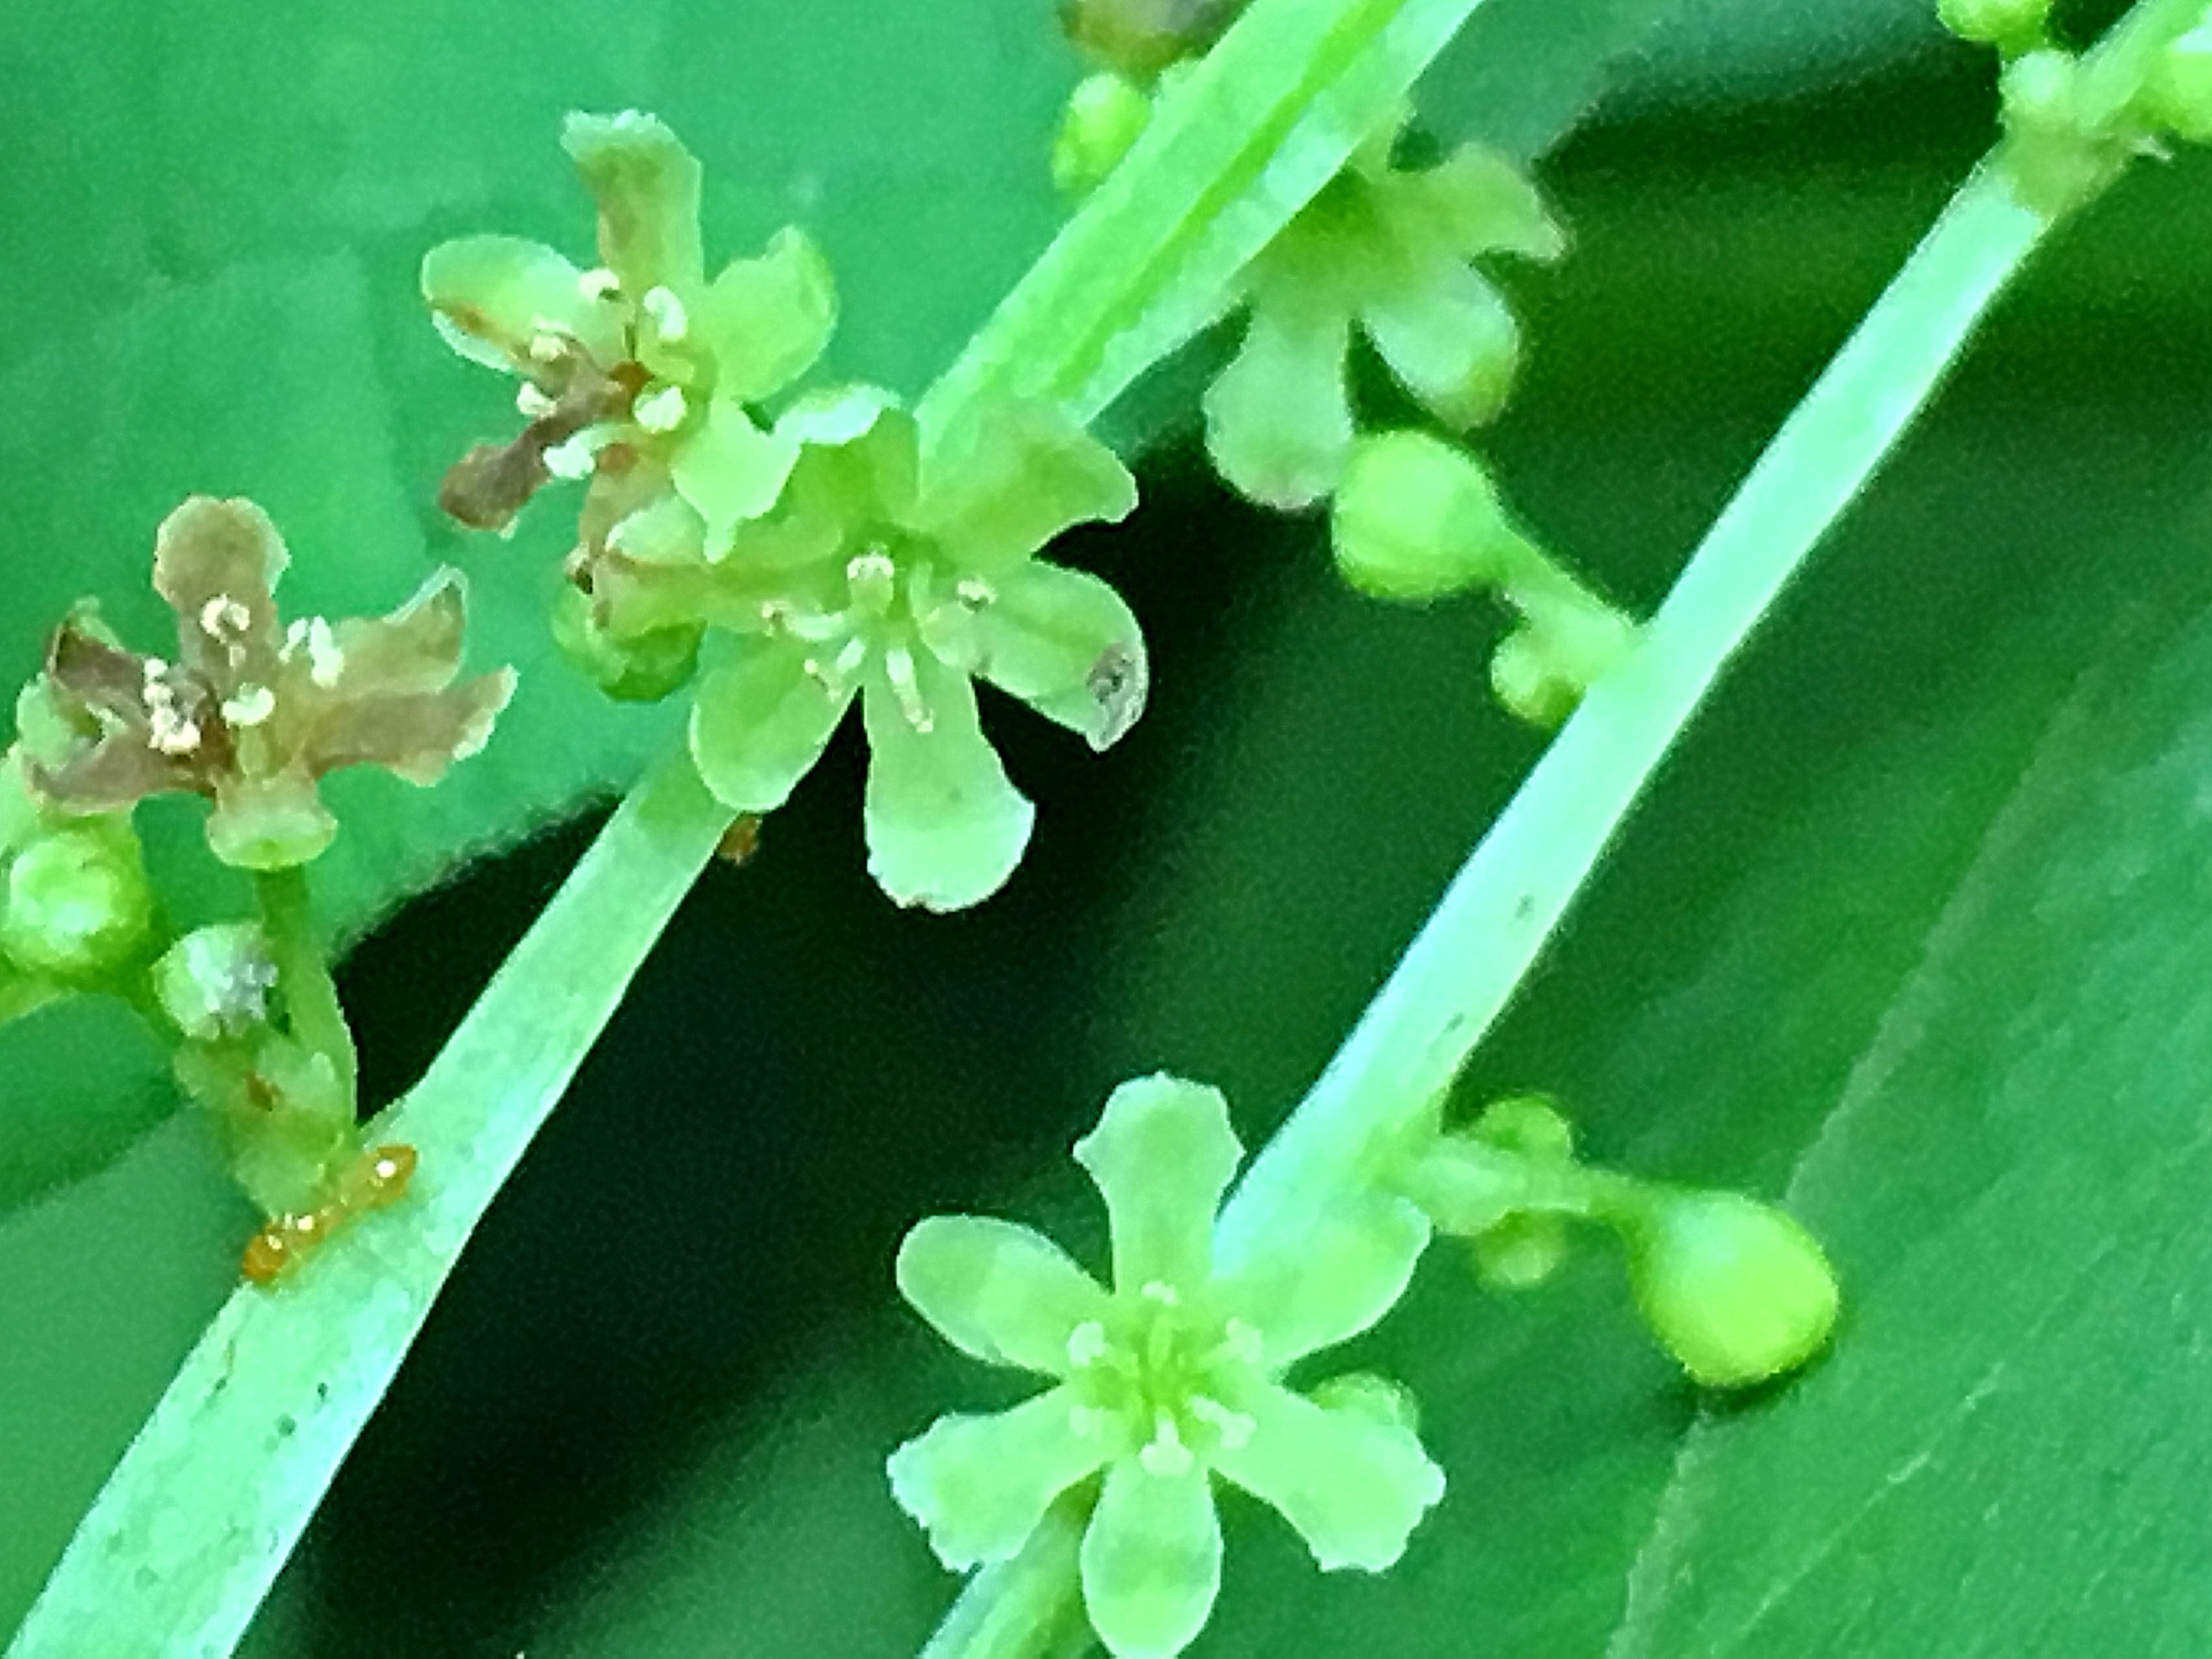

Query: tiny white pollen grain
1188;1396;1256;1451
1137;1418;1194;1479
955;576;996;609
642;286;689;341
516;383;557;419
578;267;620;302
1066;1320;1111;1369
221;684;276;728
632;384;688;433
1139;1281;1181;1307
305;618;345;688
543;437;597;480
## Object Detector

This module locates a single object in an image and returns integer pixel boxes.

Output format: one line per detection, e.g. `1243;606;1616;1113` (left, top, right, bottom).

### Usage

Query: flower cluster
890;1075;1443;1658
429;116;1151;911
33;497;512;870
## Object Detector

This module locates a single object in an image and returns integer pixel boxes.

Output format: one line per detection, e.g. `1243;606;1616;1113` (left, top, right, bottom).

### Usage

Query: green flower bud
1469;1213;1569;1290
550;584;703;703
1937;0;2051;51
1052;72;1155;198
1622;1190;1839;1388
152;924;277;1043
1488;600;1637;729
2000;47;2080;133
1061;0;1241;78
1467;1092;1574;1162
1;826;155;980
1330;431;1531;602
2146;25;2212;146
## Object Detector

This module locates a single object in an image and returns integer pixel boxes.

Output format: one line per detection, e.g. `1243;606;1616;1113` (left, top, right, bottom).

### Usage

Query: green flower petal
889;1387;1111;1572
420;234;623;371
1398;144;1565;264
688;637;853;813
670;397;802;552
941;561;1147;752
1073;1075;1239;1294
695;227;837;404
1079;1458;1223;1659
1212;1193;1429;1367
1208;1378;1445;1573
914;400;1137;575
860;652;1033;911
779;390;922;529
561;110;705;297
1358;260;1518;431
153;497;286;692
897;1215;1111;1375
1202;294;1353;510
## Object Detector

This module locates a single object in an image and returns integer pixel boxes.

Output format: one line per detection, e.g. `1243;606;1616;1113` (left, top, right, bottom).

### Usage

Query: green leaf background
10;0;2212;1652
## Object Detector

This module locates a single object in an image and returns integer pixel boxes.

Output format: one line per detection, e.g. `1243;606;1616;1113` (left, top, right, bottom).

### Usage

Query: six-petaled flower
34;497;513;869
588;386;1149;911
422;110;834;554
889;1074;1445;1658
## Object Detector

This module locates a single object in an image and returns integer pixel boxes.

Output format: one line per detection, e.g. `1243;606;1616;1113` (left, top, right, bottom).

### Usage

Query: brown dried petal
304;669;515;784
46;620;149;718
327;570;470;699
153;497;288;692
33;737;206;813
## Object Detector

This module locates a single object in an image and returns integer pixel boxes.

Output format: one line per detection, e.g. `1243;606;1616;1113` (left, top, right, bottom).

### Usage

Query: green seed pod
1622;1189;1839;1388
1937;0;2051;51
2146;25;2212;146
152;924;278;1043
551;584;703;703
1331;431;1532;602
1052;72;1155;197
1;825;155;980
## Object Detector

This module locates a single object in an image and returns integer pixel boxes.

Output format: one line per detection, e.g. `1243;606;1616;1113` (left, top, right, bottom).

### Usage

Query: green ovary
1062;1284;1266;1476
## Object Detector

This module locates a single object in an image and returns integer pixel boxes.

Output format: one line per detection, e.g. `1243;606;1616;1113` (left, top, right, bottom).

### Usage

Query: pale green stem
1215;160;2051;1265
5;752;733;1659
252;865;358;1107
920;1492;1096;1659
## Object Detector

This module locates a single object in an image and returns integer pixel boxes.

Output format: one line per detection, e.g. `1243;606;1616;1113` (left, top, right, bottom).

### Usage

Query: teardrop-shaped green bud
1467;1093;1574;1162
1053;72;1155;197
1937;0;2051;51
152;923;277;1043
550;585;703;703
1330;431;1532;601
2146;24;2212;146
1;825;155;981
1622;1189;1839;1388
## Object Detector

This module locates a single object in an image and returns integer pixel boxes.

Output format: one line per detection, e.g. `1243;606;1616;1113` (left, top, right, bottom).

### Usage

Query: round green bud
1061;0;1237;78
1470;1213;1569;1290
1999;48;2080;135
1;826;155;980
1623;1190;1839;1389
2146;25;2212;146
1331;431;1531;602
152;923;277;1042
551;586;703;703
1053;73;1155;198
1468;1093;1574;1163
1937;0;2051;50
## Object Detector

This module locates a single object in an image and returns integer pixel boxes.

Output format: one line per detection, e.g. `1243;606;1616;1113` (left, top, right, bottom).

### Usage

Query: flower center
1062;1282;1264;1476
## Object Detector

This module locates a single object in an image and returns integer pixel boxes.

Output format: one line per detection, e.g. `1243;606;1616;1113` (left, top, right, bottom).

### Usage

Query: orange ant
241;1143;418;1285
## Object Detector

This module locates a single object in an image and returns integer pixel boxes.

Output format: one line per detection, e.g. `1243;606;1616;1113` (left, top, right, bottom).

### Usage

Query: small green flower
592;388;1147;911
890;1075;1443;1658
34;497;513;869
422;110;835;550
1205;114;1563;510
